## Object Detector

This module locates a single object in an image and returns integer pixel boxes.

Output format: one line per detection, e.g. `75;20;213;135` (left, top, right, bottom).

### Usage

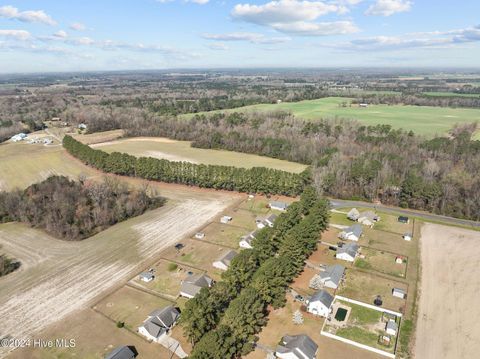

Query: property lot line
189;236;237;250
125;282;178;302
359;245;409;279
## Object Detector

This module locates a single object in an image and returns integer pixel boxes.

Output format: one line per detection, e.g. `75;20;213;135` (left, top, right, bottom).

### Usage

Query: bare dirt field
415;223;480;359
0;192;236;358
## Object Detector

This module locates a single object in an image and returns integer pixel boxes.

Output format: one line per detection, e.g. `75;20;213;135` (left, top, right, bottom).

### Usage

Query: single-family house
256;218;266;229
336;243;359;262
139;272;154;283
403;233;412;241
105;346;136;359
347;208;360;221
212;250;237;271
313;264;345;289
339;224;363;241
392;288;407;299
138;306;180;343
220;215;232;224
275;334;318;359
264;214;277;227
357;211;380;226
269;201;289;211
306;290;334;317
398;216;409;224
385;320;398;336
180;273;213;298
239;230;259;249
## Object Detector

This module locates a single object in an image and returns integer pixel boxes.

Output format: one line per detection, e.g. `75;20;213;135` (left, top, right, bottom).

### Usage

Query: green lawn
346;301;383;325
182;97;480;138
423;92;480;98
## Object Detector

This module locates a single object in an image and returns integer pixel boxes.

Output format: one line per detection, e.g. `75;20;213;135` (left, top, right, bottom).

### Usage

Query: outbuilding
392;287;407;299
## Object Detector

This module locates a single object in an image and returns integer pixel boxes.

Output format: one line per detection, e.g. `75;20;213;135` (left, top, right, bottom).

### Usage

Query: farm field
182;97;480;138
0;189;235;358
415;224;480;359
90;136;307;173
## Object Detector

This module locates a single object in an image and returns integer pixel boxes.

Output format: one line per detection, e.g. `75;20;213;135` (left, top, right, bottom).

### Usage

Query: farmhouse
403;232;412;241
180;273;213;298
398;216;409;224
385;319;398;336
312;264;345;289
105;346;136;359
339;224;363;241
269;201;289;211
275;334;318;359
220;215;232;224
138;306;180;343
213;250;237;270
357;211;379;226
347;208;360;221
138;272;154;282
336;243;359;262
306;289;334;317
392;287;407;299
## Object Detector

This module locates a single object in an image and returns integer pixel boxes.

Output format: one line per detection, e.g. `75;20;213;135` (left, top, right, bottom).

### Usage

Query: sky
0;0;480;73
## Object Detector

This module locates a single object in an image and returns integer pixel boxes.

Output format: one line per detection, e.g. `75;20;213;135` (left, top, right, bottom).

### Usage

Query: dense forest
181;188;329;358
0;176;164;240
63;136;308;196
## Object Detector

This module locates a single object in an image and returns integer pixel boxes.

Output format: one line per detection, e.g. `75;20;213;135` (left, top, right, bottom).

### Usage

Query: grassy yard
200;222;250;248
92;137;307;173
356;247;407;279
181;97;480;138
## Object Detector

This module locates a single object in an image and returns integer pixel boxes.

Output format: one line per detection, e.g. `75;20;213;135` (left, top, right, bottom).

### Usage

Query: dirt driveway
415;223;480;359
0;191;237;358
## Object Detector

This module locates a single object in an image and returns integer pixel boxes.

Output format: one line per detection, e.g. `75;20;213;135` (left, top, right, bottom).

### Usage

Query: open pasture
184;97;480;138
91;137;307;173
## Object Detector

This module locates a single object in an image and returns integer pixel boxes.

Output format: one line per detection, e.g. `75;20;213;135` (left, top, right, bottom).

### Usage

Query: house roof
347;208;360;219
386;320;398;332
392;288;406;295
148;305;180;328
270;201;288;210
359;211;378;221
105;346;136;359
139;272;154;280
276;334;318;359
320;264;345;286
181;274;213;297
142;317;166;338
240;236;253;246
337;243;359;258
216;250;238;266
346;224;363;237
310;290;334;308
266;214;278;223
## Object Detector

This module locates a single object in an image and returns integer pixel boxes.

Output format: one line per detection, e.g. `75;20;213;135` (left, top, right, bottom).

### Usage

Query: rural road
329;199;480;228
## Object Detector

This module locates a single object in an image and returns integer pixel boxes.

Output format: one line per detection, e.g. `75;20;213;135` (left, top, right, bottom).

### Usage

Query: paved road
329;199;480;229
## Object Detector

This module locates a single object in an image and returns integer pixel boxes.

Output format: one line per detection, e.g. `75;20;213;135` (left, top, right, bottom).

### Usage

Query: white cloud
0;29;31;41
207;42;229;50
53;30;68;39
70;22;86;31
365;0;412;16
202;32;290;44
231;0;358;36
0;5;56;25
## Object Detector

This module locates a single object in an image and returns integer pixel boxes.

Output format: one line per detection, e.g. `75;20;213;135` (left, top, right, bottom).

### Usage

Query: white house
311;264;345;289
306;290;334;317
336;243;359;262
11;133;27;142
239;231;258;249
403;233;412;241
339;224;363;241
357;211;380;227
275;334;318;359
269;201;289;211
264;214;277;227
220;215;232;224
139;272;154;282
212;250;237;270
138;306;180;343
392;288;407;299
347;208;360;221
385;319;398;336
180;273;213;299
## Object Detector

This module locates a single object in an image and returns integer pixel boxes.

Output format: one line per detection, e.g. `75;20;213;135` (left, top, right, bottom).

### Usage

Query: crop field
184;97;480;138
91;137;307;173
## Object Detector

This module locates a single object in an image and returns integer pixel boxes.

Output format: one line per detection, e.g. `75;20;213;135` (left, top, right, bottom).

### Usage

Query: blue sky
0;0;479;73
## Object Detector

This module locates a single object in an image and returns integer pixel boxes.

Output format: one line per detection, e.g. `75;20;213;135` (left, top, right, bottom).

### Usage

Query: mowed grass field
90;137;307;173
183;97;480;138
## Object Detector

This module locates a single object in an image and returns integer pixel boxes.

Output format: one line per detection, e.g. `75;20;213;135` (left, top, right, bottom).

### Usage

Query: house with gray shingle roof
336;243;359;262
339;224;363;241
138;306;180;342
105;346;136;359
313;264;345;289
306;289;334;317
269;201;289;211
386;319;398;336
347;208;360;221
276;334;318;359
212;250;237;271
180;273;213;299
358;211;380;226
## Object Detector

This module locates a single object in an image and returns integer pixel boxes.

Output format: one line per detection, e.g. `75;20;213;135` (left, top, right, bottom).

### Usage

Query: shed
398;216;409;224
139;272;154;282
385;319;398;336
220;215;232;224
403;233;412;241
392;288;407;299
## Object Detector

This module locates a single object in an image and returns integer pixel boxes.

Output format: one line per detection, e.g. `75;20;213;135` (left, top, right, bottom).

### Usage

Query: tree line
0;253;20;277
181;187;329;358
0;175;164;240
63;135;308;196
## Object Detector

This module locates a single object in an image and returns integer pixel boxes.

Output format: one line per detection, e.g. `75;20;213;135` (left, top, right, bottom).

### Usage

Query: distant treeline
0;176;164;240
63;135;308;196
183;188;329;358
